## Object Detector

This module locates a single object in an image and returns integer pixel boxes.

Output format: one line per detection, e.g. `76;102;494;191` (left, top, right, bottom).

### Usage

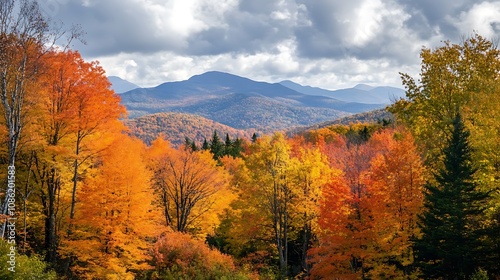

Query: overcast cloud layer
40;0;500;89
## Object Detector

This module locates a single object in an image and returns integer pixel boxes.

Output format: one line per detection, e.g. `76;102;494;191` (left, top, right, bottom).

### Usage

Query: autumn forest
1;1;500;280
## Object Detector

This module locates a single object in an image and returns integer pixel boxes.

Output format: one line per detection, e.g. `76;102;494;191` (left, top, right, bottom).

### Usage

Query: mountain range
279;80;405;104
116;71;405;133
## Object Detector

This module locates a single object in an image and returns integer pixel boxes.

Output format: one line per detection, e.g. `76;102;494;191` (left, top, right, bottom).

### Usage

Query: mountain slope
124;112;254;146
120;71;384;131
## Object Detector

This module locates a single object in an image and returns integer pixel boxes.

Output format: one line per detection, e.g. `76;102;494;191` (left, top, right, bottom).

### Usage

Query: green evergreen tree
184;137;198;151
232;137;244;158
190;141;198;151
210;131;224;160
359;126;370;142
251;133;258;143
414;113;490;279
224;133;233;156
202;138;209;150
184;137;192;149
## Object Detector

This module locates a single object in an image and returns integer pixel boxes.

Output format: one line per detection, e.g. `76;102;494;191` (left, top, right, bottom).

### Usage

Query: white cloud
149;0;238;38
452;1;500;37
57;0;500;91
349;0;387;46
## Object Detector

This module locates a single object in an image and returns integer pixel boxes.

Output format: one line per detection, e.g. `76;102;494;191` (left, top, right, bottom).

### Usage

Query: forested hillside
288;108;394;136
0;3;499;279
124;112;254;146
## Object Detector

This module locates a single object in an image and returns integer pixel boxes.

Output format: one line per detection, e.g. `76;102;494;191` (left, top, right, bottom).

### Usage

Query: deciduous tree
150;231;248;279
246;133;299;275
291;146;332;274
308;170;352;279
28;49;124;263
0;0;48;237
309;129;425;279
65;134;162;279
362;130;425;278
148;137;231;234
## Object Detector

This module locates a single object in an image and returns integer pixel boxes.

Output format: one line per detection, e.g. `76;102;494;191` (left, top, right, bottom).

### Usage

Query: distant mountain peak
108;76;140;94
188;71;251;83
353;84;374;91
280;80;301;87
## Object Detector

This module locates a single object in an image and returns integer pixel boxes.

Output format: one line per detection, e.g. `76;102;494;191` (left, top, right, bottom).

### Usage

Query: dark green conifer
224;133;232;156
202;138;209;150
190;141;198;151
414;113;489;279
251;133;258;143
210;131;224;160
231;137;243;158
184;137;192;148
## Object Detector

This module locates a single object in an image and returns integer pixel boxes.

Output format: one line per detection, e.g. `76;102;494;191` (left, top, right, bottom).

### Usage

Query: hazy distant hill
279;80;405;104
108;76;140;93
124;112;254;146
120;71;384;131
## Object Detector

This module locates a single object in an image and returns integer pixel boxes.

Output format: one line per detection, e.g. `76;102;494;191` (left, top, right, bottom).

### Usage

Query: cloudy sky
41;0;500;89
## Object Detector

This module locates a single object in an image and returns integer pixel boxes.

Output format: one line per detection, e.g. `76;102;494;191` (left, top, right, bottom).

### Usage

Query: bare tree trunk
301;220;311;274
44;167;59;263
68;134;81;236
20;152;35;253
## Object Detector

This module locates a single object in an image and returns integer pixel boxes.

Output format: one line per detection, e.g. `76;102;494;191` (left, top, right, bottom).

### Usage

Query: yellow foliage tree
65;134;163;279
291;145;333;273
389;34;500;216
148;136;233;236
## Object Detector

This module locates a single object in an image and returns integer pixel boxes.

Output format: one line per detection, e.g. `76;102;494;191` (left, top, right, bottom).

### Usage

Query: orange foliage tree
309;129;425;279
43;49;125;220
308;170;352;278
65;134;163;279
28;49;124;263
362;130;425;277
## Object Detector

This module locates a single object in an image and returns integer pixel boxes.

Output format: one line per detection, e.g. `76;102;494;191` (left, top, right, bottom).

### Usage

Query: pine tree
190;141;199;151
210;131;224;160
185;137;192;148
184;137;198;151
251;133;258;143
232;138;244;158
202;138;209;150
224;133;233;156
414;113;489;279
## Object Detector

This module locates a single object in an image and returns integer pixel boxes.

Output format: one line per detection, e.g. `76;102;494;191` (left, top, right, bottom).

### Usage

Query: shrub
149;231;254;280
